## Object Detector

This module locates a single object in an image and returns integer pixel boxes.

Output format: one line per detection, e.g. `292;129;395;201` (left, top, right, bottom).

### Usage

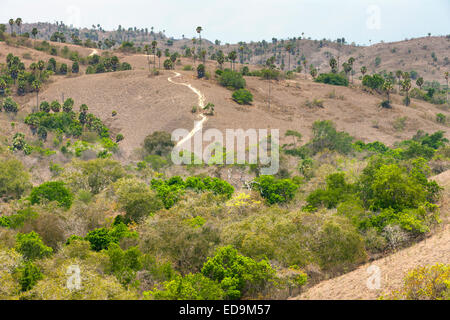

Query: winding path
167;71;208;147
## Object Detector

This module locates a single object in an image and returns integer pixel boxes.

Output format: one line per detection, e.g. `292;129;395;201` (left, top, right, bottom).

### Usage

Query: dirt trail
293;170;450;300
167;71;207;148
89;49;99;56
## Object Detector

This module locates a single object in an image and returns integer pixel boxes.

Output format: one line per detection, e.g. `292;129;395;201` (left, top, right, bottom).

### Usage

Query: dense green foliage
232;89;253;105
29;181;73;209
219;70;246;90
315;73;349;86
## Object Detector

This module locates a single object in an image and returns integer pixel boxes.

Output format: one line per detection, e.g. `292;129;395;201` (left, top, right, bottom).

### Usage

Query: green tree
29;181;73;209
15;231;53;260
31;27;38;39
15;18;22;35
9;19;14;35
201;246;275;299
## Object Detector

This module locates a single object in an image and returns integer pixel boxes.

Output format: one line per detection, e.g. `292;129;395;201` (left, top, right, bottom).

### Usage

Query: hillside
0;28;449;301
294;169;450;300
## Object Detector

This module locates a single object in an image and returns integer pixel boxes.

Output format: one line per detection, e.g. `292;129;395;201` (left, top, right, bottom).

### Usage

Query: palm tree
329;57;337;73
265;56;276;110
382;81;394;104
151;41;157;67
348;57;355;83
15;18;22;35
285;44;292;71
8;19;14;34
361;66;367;77
144;45;151;72
196;26;203;52
416;77;424;90
228;51;237;71
32;28;38;39
239;46;244;65
401;78;412;106
192;38;197;65
395;70;403;92
157;49;162;69
32;80;42;111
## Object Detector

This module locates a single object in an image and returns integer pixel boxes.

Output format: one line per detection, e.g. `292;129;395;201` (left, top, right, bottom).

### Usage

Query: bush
2;97;18;113
0;156;31;199
436;113;446;124
197;64;205;78
219;70;246;90
15;231;53;260
15;261;43;292
307;120;353;155
144;273;224;300
29;181;73;209
315;73;349;86
114;177;163;222
383;264;450;300
182;65;193;71
143;131;175;157
232;89;253;105
201;246;275;299
306;173;355;210
362;74;385;90
253;175;299;205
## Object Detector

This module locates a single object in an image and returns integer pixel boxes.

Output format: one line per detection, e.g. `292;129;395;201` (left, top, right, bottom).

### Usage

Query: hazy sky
1;0;449;45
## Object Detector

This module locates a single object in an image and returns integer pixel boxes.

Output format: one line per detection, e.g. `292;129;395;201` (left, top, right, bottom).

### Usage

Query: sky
1;0;449;45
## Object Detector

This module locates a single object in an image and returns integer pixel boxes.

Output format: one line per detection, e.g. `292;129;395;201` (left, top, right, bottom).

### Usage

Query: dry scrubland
0;34;449;300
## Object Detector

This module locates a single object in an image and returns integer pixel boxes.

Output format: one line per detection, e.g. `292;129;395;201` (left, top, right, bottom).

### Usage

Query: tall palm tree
382;81;394;104
8;19;14;34
151;41;157;67
395;70;403;92
32;80;42;111
32;27;38;39
157;49;162;69
192;38;197;65
144;45;151;72
285;44;292;71
348;57;355;83
228;51;237;71
239;46;244;65
196;26;203;53
15;18;22;35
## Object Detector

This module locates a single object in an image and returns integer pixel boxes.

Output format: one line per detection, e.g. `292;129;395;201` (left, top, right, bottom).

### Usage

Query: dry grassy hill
1;38;449;159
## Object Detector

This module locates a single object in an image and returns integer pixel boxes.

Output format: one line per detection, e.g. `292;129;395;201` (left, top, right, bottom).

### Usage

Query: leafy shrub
253;175;299;205
362;74;385;90
306;120;353;155
114;178;163;222
232;89;253;105
29;181;73;209
143;131;174;157
315;73;349;86
85;223;137;251
144;273;224;300
105;243;143;286
0;156;31;199
15;231;53;260
219;70;246;90
2;97;18;113
15;261;43;292
306;173;355;210
182;65;193;71
201;246;275;299
383;264;450;300
197;64;205;78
